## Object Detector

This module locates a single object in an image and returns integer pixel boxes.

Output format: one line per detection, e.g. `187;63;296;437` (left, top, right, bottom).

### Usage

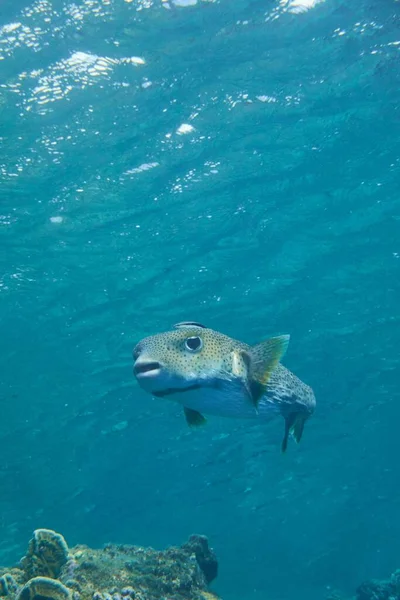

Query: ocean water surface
1;0;399;599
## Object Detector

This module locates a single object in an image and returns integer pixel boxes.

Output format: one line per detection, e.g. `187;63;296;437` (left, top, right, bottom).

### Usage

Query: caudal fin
281;412;308;453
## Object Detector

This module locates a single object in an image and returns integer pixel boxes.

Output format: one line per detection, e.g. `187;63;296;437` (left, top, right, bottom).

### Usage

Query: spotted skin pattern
134;326;244;385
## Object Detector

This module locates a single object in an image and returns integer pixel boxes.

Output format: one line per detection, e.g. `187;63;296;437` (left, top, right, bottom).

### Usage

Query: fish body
132;321;316;452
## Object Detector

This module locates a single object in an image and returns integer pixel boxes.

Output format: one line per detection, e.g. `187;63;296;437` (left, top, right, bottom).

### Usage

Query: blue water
1;0;399;599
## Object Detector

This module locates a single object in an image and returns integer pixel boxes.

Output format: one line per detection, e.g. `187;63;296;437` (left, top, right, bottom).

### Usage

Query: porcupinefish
132;321;316;452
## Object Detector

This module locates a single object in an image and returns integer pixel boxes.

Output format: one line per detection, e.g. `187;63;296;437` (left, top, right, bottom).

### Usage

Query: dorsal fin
174;321;206;329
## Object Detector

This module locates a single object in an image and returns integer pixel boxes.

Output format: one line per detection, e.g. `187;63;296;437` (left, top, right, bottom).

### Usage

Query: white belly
165;381;280;420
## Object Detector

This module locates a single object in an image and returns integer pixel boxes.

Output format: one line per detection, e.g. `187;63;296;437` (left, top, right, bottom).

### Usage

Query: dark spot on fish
153;379;224;398
153;384;203;397
174;321;206;329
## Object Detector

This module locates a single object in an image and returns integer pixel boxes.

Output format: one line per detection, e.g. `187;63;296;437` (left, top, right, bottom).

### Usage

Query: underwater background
1;0;399;599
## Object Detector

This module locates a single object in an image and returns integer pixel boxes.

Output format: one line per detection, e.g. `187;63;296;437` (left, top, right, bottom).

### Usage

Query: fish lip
134;360;162;378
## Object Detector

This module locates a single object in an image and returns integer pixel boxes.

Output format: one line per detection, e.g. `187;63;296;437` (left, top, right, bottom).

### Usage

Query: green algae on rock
0;529;219;600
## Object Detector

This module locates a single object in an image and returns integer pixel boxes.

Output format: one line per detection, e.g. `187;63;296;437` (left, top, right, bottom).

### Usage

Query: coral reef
20;529;70;580
0;529;219;600
180;537;217;585
326;569;400;600
17;577;71;600
356;570;400;600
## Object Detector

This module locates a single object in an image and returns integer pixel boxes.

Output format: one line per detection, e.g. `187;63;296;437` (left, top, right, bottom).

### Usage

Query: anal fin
292;413;306;444
281;413;307;453
184;407;207;427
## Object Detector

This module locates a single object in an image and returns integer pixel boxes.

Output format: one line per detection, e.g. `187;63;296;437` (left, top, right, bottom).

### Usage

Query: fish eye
184;336;203;353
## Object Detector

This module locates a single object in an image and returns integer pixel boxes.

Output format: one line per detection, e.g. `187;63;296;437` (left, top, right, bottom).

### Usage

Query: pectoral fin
281;412;307;453
231;336;289;410
231;349;256;409
184;407;207;427
249;335;290;407
231;348;251;378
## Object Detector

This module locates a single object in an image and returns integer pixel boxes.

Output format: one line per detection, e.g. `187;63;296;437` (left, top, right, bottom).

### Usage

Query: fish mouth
134;360;162;379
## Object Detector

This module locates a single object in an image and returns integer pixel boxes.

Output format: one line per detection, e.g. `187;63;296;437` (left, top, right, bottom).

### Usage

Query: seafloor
0;529;219;600
1;528;398;600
